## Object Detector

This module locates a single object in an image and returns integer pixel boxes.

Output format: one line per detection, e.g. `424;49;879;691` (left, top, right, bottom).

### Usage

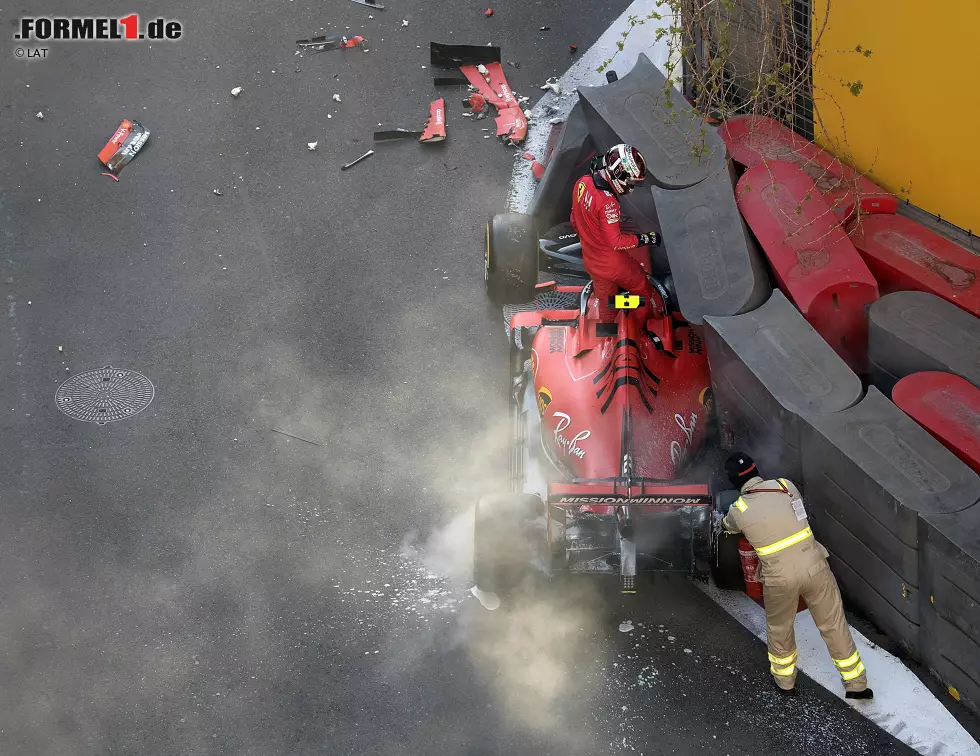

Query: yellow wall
812;0;980;233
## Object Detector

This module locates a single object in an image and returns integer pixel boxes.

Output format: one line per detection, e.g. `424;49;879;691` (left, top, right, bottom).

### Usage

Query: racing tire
485;214;538;304
474;493;545;596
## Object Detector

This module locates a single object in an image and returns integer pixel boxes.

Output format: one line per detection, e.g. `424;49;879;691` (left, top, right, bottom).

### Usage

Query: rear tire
485;214;538;304
474;493;545;596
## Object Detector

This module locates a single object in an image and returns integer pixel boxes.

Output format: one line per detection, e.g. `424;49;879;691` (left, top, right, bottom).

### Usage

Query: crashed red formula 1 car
474;55;767;598
477;218;731;596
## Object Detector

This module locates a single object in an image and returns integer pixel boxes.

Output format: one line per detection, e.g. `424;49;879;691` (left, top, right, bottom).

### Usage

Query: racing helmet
597;143;647;195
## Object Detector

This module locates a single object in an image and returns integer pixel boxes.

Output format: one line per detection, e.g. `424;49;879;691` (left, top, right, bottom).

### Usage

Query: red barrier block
736;160;879;372
893;372;980;474
849;214;980;317
721;115;896;225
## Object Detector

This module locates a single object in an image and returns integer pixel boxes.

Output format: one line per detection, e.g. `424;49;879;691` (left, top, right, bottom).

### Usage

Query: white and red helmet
597;143;647;195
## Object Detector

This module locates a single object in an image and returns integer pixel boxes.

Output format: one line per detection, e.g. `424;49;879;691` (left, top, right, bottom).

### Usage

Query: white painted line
699;581;980;756
508;0;673;214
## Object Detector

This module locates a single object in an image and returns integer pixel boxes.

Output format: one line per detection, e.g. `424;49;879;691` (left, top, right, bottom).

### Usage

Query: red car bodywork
511;281;714;516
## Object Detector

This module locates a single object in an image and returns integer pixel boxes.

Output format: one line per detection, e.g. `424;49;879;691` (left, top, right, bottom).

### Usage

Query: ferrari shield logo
536;386;553;415
576;181;586;203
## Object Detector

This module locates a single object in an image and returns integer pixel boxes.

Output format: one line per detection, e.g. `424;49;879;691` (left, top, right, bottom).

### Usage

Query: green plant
596;0;883;239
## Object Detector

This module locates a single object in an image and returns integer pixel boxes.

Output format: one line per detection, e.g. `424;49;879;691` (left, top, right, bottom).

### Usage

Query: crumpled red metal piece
531;161;546;180
459;62;526;144
465;92;488;115
97;119;149;174
420;98;446;143
494;106;527;144
296;33;365;50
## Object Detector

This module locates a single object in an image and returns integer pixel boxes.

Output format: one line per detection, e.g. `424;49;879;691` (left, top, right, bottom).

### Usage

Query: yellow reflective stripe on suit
755;526;813;556
733;498;747;513
768;650;798;666
833;650;861;670
840;662;866;681
770;663;796;677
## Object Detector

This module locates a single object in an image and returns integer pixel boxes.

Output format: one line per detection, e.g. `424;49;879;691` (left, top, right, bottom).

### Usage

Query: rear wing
548;482;711;511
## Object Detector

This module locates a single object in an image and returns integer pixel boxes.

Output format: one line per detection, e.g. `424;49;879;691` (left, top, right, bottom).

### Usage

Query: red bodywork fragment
531;161;545;180
296;33;365;50
494;107;527;143
460;62;526;144
420;98;446;143
465;92;488;116
485;8;494;16
98;119;149;174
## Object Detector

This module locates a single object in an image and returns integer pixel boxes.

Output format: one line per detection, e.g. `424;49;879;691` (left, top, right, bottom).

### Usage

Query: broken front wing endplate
97;119;149;174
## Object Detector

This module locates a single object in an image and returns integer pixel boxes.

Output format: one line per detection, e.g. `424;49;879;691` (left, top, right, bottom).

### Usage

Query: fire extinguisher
738;537;763;600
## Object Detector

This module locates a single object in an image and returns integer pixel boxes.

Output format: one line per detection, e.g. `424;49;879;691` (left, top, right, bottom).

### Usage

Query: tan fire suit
722;475;869;692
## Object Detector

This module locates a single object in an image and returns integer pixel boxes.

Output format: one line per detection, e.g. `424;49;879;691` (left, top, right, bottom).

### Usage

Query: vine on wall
597;0;900;236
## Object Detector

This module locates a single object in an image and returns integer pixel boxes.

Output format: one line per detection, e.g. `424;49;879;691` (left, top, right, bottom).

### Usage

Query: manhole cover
55;366;154;424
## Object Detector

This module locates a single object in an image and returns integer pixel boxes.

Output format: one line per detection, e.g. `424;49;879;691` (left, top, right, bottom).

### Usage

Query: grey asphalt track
0;1;929;754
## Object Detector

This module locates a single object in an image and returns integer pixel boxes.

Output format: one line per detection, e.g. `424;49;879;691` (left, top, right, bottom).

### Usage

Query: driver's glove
637;232;660;247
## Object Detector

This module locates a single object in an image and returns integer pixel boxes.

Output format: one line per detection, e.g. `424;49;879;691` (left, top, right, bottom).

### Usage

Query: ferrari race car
473;54;766;598
477;225;728;596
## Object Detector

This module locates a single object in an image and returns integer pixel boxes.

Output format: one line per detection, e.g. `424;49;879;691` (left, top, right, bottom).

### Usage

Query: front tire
485;214;538;304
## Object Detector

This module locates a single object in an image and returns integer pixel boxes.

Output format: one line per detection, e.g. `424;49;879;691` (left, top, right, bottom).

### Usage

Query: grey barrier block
578;54;726;190
920;507;980;713
528;101;595;231
802;387;980;655
653;164;771;325
704;289;863;482
869;290;980;395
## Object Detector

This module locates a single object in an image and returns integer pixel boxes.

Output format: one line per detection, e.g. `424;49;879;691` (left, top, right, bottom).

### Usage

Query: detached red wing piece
296;33;364;50
460;63;514;108
483;62;517;107
721;115;895;224
495;107;527;144
98;119;149;174
461;63;526;144
420;98;446;143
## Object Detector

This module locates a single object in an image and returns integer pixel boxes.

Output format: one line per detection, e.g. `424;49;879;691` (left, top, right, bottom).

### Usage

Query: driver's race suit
569;174;652;323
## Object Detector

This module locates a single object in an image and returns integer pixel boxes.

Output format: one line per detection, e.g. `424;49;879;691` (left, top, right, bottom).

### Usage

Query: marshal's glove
637;231;660;247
